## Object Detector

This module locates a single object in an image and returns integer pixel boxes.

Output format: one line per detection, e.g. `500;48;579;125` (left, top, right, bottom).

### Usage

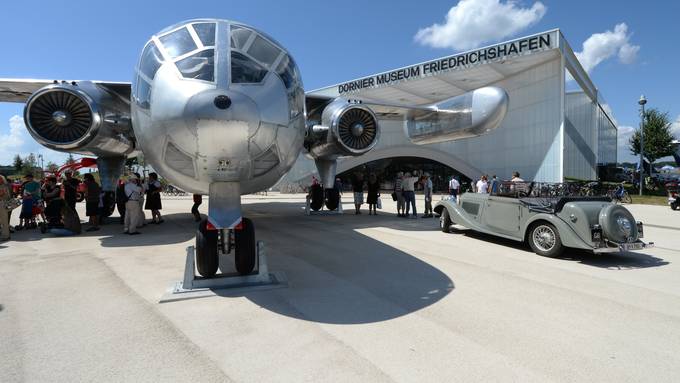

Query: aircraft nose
184;89;260;132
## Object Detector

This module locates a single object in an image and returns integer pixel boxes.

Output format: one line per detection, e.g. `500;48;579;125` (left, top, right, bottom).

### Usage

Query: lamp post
638;95;647;196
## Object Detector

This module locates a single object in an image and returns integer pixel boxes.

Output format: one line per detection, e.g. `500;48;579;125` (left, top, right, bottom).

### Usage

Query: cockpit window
136;78;151;109
247;35;281;67
231;51;267;83
159;27;197;58
176;49;215;82
230;26;251;50
276;55;299;89
192;23;215;47
139;42;163;79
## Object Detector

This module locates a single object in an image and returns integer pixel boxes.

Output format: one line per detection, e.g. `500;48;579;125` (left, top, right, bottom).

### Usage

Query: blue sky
1;0;678;165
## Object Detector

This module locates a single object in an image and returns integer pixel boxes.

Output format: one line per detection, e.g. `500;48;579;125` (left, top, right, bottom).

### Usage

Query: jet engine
305;98;380;187
306;98;379;158
24;82;134;156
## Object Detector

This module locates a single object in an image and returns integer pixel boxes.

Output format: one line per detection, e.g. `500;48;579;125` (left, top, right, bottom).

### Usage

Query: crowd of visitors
0;170;171;241
339;169;527;219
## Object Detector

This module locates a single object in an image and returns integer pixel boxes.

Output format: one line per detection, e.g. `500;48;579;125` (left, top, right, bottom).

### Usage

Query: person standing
489;175;500;195
366;173;380;215
0;175;11;241
115;179;127;224
135;172;147;226
476;175;489;194
352;173;364;215
191;194;202;222
123;174;143;235
62;170;80;211
145;172;164;224
401;171;419;218
511;171;524;182
83;173;101;232
422;173;433;218
448;176;460;202
394;172;404;217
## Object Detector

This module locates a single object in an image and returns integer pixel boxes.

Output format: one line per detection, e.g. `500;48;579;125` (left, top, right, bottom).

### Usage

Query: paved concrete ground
1;193;679;382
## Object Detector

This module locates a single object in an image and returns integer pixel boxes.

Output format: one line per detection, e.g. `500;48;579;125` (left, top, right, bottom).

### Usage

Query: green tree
46;161;59;173
12;155;23;172
629;108;676;165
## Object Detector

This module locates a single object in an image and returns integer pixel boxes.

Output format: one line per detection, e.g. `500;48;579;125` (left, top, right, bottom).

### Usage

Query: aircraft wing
0;78;131;103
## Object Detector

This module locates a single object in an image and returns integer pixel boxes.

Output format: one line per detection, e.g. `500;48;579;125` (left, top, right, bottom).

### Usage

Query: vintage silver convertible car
434;185;654;257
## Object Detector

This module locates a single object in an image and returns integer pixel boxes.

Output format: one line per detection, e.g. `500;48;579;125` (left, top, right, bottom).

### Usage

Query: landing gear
309;184;324;211
196;219;218;277
195;217;257;277
234;218;256;275
324;188;340;211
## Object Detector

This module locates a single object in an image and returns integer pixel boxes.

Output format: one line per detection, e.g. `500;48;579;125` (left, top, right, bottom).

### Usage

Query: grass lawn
629;194;670;206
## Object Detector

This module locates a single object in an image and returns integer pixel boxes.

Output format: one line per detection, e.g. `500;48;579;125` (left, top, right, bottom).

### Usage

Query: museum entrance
337;157;471;192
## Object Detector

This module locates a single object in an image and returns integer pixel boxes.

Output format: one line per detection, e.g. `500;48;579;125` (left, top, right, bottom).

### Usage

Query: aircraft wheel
234;217;256;275
325;188;340;211
196;219;218;277
310;184;324;211
440;209;452;233
671;201;679;211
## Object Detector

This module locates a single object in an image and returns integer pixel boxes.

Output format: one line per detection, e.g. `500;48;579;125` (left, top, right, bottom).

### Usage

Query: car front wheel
440;209;452;233
528;222;564;257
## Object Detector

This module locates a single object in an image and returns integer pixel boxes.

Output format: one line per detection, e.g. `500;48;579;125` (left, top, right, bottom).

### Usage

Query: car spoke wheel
528;222;564;257
440;209;452;233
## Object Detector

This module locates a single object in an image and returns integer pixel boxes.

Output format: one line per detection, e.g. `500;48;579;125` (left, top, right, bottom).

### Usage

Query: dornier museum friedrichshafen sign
337;31;557;95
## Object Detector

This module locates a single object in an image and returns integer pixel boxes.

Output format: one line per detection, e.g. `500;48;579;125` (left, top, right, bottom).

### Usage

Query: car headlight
616;216;632;237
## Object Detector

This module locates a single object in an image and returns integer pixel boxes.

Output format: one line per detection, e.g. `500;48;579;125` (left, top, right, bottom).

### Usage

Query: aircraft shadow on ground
213;201;455;325
448;227;668;270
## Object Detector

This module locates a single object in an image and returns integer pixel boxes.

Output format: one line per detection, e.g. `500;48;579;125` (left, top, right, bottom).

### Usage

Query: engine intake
24;82;134;156
305;98;380;159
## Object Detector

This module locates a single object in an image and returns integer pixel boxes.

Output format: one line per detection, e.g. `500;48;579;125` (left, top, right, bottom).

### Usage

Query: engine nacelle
305;98;380;160
24;82;134;156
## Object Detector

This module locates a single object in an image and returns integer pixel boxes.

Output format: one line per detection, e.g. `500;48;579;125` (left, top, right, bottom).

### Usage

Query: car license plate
621;242;643;251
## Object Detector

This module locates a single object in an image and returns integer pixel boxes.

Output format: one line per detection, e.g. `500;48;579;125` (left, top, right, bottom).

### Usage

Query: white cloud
617;125;637;163
0;115;72;166
671;115;680;140
414;0;547;51
574;23;640;73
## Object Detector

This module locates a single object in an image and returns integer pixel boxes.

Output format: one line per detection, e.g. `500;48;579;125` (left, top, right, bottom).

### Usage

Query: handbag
391;192;397;201
377;197;382;209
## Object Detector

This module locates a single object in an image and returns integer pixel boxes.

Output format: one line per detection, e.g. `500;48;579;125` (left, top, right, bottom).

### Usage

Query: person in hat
422;172;434;218
123;174;143;235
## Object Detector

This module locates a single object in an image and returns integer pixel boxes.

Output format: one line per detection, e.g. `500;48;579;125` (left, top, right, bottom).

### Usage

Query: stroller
16;195;45;231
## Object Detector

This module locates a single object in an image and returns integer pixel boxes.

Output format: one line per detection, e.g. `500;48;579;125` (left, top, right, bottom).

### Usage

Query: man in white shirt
124;174;143;235
448;176;460;202
476;175;489;194
511;171;524;182
401;171;419;218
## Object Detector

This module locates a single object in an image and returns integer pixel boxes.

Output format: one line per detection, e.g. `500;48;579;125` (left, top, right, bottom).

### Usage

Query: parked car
434;183;653;257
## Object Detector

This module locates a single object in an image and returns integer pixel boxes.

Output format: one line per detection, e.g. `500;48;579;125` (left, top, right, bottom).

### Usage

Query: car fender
522;214;592;250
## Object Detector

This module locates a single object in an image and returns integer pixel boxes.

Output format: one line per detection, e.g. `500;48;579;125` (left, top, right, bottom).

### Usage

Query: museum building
282;29;617;189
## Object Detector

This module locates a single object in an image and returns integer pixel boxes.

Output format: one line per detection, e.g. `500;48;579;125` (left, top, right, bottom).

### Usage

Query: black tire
671;201;679;211
235;217;256;275
528;222;564;258
325;188;340;211
439;209;452;233
310;184;324;211
196;219;218;278
39;222;47;234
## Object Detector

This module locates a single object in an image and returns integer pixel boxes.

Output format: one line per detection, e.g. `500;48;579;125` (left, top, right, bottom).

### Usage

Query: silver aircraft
0;19;508;277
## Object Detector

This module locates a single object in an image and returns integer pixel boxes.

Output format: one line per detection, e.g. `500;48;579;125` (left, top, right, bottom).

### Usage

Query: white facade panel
564;92;598;180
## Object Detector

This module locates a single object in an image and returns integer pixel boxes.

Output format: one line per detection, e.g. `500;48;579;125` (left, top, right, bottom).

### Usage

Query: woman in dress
144;172;164;224
366;173;380;215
